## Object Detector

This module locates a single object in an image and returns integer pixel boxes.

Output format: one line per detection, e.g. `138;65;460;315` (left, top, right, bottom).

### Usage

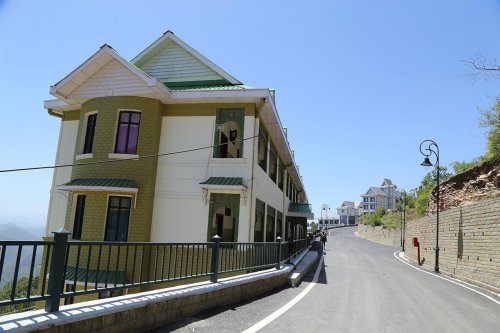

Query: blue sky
1;0;499;227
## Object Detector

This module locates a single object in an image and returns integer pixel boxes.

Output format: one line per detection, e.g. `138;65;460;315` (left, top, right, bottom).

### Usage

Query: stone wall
356;224;401;247
357;197;500;292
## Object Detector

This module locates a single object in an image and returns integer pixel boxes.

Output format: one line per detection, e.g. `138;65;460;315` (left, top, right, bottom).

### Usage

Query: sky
0;0;499;228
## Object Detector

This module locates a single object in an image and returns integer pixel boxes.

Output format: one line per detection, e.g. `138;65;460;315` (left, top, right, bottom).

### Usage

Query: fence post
276;237;282;270
45;228;70;312
210;235;221;283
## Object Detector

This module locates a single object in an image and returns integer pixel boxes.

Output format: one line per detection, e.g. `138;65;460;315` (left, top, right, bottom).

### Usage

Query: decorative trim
58;185;138;194
75;153;93;160
108;153;140;160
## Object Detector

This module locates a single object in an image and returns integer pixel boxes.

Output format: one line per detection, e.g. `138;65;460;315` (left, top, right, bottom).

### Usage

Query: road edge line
241;255;325;333
393;251;500;306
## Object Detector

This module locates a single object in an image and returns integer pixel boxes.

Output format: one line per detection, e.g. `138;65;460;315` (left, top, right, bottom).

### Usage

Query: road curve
156;227;500;333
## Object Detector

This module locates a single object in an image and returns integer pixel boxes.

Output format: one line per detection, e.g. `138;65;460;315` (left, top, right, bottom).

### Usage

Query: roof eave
57;185;138;193
50;45;170;102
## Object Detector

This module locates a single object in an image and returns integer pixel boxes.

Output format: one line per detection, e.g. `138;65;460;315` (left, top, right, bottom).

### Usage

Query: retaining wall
0;267;291;333
357;197;500;292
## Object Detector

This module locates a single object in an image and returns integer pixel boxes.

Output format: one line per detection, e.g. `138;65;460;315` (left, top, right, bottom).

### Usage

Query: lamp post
397;189;407;251
419;139;440;273
321;203;330;229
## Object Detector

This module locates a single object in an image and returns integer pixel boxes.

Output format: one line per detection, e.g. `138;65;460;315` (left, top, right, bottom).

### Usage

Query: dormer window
115;111;141;154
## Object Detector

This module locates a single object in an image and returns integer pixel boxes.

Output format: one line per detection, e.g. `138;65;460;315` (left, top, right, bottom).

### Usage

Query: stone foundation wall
357;197;500;292
356;224;401;247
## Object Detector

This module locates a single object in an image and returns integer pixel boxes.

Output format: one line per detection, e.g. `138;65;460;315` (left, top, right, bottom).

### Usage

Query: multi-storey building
44;31;313;248
360;179;398;213
336;201;362;225
318;215;339;229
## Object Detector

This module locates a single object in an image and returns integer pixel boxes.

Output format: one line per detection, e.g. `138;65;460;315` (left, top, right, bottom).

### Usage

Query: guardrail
0;232;309;314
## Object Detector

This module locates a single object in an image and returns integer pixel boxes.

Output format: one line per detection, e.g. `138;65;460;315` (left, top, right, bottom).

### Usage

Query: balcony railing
0;233;309;314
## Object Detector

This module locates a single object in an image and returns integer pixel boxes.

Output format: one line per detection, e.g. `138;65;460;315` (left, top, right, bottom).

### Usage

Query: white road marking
393;251;500;306
241;255;325;333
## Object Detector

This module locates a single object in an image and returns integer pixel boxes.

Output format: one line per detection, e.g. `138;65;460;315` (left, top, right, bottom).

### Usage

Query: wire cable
0;135;258;174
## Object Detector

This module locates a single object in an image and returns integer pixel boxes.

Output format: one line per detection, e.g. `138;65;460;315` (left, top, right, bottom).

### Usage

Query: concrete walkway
287;240;322;287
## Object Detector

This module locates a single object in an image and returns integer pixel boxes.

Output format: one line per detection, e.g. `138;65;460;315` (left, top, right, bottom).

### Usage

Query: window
370;197;375;202
254;199;265;242
115;111;141;154
83;114;97;154
364;205;368;210
258;126;268;171
277;159;284;190
363;197;368;202
104;196;131;241
266;205;276;242
370;205;375;209
213;108;244;158
269;143;278;182
72;195;86;240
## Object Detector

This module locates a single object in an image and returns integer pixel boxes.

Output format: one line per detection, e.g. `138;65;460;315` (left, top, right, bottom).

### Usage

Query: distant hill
0;223;44;241
0;223;45;288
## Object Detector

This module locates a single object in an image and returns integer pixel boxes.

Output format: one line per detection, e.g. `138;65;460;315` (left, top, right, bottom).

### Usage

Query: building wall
45;116;78;237
67;96;163;242
150;104;255;243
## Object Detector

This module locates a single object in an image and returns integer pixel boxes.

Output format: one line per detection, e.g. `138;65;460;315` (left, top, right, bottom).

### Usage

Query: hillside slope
428;159;500;213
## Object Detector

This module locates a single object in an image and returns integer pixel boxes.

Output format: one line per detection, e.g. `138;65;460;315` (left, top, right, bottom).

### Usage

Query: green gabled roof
65;266;128;285
58;178;138;192
200;177;244;186
166;80;253;91
170;84;251;91
288;203;313;214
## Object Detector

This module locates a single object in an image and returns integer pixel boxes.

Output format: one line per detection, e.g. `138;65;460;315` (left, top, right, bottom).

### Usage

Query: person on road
321;231;327;249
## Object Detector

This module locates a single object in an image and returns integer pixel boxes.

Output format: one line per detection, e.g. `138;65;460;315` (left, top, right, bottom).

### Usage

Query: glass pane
117;210;130;241
127;125;139;154
120;112;130;122
121;197;131;208
105;208;119;241
116;125;128;153
110;197;120;207
131;113;141;123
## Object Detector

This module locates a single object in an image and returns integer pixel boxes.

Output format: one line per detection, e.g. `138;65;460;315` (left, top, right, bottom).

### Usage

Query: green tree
450;160;480;174
419;166;452;189
415;185;432;217
0;276;39;315
360;208;387;227
479;96;500;161
309;221;318;231
414;167;451;217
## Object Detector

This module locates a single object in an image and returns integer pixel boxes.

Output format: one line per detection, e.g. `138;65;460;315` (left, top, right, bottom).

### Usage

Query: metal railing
0;232;309;313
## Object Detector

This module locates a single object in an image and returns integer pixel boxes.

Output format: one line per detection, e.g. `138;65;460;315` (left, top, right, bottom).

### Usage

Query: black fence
0;233;309;314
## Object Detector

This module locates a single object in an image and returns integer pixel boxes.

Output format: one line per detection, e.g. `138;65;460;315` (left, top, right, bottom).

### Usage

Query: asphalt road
154;227;500;333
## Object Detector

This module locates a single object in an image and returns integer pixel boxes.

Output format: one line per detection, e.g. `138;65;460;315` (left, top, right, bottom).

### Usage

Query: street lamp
397;189;407;251
321;203;330;229
419;139;440;273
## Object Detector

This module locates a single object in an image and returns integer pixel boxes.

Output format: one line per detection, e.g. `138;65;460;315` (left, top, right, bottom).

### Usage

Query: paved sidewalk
287;240;322;287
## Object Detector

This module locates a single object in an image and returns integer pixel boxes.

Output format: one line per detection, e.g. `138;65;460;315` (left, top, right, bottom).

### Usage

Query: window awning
57;178;138;193
65;266;128;286
199;177;247;204
288;203;314;219
199;177;246;189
